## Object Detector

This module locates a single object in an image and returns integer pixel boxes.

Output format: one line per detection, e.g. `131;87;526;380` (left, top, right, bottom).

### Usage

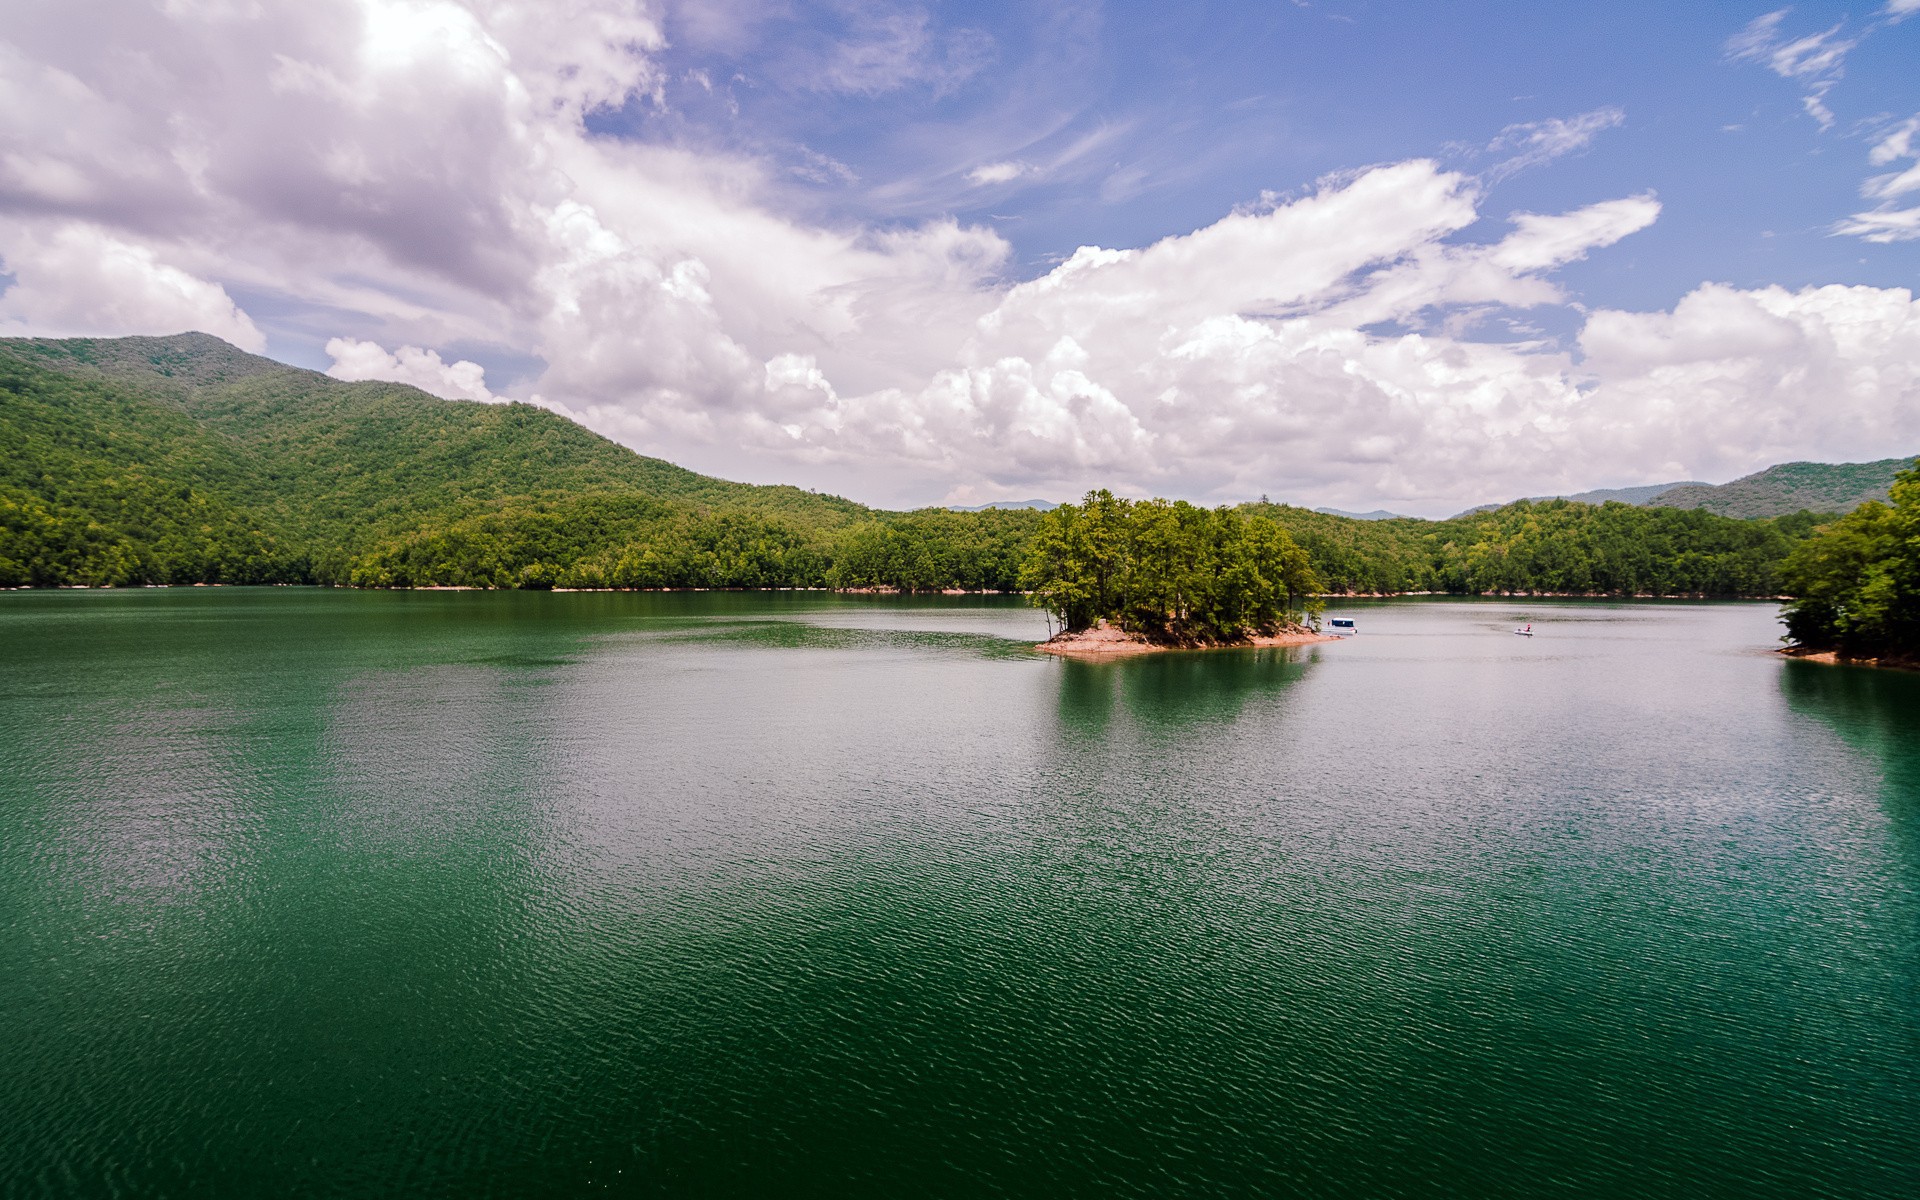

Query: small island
1779;460;1920;670
1037;619;1335;657
1022;490;1334;657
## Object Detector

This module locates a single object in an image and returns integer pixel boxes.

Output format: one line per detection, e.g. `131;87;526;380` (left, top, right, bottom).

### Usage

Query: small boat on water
1328;617;1356;636
1514;623;1534;637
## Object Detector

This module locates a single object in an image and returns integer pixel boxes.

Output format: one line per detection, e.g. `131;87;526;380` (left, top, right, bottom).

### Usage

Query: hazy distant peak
1553;482;1707;506
1445;456;1916;520
947;499;1059;512
1312;507;1409;521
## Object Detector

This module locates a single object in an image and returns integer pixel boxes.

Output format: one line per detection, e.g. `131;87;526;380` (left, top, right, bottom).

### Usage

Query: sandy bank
1036;619;1339;658
1778;646;1919;672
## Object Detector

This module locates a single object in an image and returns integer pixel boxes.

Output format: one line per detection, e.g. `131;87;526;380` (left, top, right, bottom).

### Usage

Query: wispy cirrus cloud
1725;9;1857;128
1725;8;1920;242
1834;115;1920;241
1483;107;1626;181
788;4;994;97
1863;115;1920;196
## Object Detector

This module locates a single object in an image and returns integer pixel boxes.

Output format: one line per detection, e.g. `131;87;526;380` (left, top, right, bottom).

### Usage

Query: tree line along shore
0;457;1830;598
1776;461;1920;669
0;333;1913;662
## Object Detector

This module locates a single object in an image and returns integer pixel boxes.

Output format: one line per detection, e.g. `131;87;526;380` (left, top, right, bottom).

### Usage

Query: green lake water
1;590;1916;1197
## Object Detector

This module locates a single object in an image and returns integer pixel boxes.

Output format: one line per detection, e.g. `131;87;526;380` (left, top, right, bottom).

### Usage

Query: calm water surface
1;591;1916;1197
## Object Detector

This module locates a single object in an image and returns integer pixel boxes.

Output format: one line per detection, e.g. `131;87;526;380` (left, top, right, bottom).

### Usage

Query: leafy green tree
1023;492;1322;642
1780;461;1920;658
1023;490;1133;631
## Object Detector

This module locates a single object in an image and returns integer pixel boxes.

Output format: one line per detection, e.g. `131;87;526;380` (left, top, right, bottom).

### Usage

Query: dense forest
0;333;1879;601
1424;502;1822;595
1023;492;1321;642
1779;462;1920;664
0;336;864;588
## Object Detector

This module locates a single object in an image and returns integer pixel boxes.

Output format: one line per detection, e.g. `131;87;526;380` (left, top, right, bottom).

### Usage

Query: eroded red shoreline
1035;619;1339;658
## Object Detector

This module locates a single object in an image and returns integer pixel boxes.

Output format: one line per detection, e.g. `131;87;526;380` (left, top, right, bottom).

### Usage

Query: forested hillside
1651;458;1910;519
0;332;1873;598
1430;501;1823;595
1243;500;1818;596
1248;504;1433;593
3;334;866;535
0;335;867;586
0;351;310;586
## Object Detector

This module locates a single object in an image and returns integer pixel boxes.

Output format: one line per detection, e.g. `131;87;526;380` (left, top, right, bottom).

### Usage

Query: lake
1;590;1916;1197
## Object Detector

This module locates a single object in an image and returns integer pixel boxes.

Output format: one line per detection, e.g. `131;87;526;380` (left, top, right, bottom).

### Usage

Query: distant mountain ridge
948;499;1058;512
1313;507;1409;521
1562;481;1708;506
1443;459;1911;520
1647;459;1912;519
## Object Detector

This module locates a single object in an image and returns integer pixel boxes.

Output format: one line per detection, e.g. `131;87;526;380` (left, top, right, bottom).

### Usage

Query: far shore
1036;619;1339;659
9;584;1792;600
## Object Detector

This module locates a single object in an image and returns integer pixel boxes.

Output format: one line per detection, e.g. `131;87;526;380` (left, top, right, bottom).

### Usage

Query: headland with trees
1779;461;1920;669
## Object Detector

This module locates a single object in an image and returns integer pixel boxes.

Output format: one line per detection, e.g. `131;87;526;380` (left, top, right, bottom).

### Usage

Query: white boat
1328;617;1356;636
1514;623;1533;637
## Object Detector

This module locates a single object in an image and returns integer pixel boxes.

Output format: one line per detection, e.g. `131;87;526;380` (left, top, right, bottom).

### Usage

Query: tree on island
1780;460;1920;664
1022;490;1324;643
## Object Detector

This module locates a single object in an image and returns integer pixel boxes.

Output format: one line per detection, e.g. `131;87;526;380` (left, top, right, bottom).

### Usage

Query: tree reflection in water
1780;659;1920;819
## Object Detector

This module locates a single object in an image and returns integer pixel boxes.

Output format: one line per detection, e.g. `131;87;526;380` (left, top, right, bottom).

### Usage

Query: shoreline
1778;645;1919;672
1035;620;1339;659
4;583;1788;601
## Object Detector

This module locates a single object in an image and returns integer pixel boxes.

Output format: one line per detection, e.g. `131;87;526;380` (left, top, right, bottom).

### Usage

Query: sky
1;0;1917;515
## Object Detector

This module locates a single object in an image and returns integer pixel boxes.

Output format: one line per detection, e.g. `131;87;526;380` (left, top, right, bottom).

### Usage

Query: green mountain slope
1651;458;1913;519
0;351;306;585
0;332;1838;596
6;331;288;395
175;369;867;536
3;333;867;531
0;334;873;585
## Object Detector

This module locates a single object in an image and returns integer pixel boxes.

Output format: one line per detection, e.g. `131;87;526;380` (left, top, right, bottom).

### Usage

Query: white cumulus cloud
0;0;1913;515
968;161;1028;186
1578;283;1920;475
0;222;265;351
325;337;498;402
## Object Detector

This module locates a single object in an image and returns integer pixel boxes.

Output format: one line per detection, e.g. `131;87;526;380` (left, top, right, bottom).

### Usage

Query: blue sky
2;0;1917;512
607;1;1917;302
